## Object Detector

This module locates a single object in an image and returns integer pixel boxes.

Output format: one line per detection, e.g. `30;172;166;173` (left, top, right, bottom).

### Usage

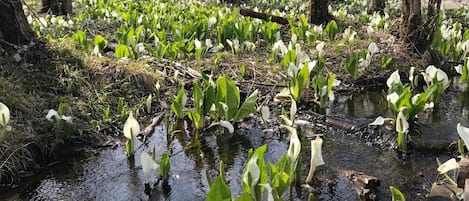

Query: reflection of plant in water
206;125;325;201
141;149;171;184
371;70;437;153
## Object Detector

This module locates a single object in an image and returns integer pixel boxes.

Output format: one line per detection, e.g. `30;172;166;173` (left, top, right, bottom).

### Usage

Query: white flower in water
423;65;449;89
386;70;401;88
396;109;409;134
123;112;140;139
0;102;10;127
437;158;460;174
242;155;260;192
285;126;301;164
369;116;393;126
46;109;73;123
141;152;159;182
457;123;469;149
306;136;325;183
368;42;379;55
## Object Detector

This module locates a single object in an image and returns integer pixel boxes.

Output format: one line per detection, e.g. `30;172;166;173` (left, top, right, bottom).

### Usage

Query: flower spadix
0;102;10;127
306;136;325;183
141;152;159;182
124;112;140;139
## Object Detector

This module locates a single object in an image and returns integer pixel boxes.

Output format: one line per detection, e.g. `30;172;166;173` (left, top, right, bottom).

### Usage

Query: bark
309;0;332;25
367;0;385;15
40;0;72;15
400;0;441;53
0;0;35;61
239;9;289;25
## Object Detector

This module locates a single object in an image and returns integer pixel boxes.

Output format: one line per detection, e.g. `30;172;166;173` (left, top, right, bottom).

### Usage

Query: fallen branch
239;9;289;25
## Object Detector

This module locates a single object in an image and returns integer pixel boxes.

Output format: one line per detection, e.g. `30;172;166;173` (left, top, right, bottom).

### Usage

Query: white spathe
306;137;325;183
437;158;460;174
141;152;159;182
0;102;10;127
45;109;73;123
123;112;140;139
396;109;409;134
368;42;379;55
369;116;393;126
424;65;449;89
386;70;401;88
285;126;301;164
243;155;260;192
386;92;399;105
457;123;469;149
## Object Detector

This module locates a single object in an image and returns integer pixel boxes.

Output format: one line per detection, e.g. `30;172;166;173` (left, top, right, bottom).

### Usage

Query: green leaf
159;152;171;179
381;55;393;69
234;90;259;121
390;186;405;201
115;44;131;59
234;192;253;201
171;87;187;119
206;176;232;201
94;34;108;51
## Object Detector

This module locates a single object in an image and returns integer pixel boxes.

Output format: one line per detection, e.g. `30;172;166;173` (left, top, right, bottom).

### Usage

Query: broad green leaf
171;87;187;119
234;90;259;121
159;152;170;179
206;176;232;201
115;44;131;59
390;186;405;201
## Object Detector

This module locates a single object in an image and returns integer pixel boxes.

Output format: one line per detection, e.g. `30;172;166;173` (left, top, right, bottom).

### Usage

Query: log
239;9;289;25
340;170;380;201
457;159;469;188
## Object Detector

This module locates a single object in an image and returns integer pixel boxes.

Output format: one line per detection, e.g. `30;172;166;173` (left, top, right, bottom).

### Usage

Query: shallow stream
4;89;469;201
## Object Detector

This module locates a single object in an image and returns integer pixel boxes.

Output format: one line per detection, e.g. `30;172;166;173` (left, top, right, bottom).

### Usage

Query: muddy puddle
3;89;469;201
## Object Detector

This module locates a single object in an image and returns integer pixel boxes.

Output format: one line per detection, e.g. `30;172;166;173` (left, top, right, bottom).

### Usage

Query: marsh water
4;89;469;201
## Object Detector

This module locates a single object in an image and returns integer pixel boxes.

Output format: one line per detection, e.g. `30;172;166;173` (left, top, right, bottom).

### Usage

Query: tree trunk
309;0;332;25
0;0;35;61
40;0;72;15
401;0;441;53
367;0;385;15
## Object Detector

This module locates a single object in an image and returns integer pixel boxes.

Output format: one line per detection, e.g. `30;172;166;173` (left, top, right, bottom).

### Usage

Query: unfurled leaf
234;90;258;121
